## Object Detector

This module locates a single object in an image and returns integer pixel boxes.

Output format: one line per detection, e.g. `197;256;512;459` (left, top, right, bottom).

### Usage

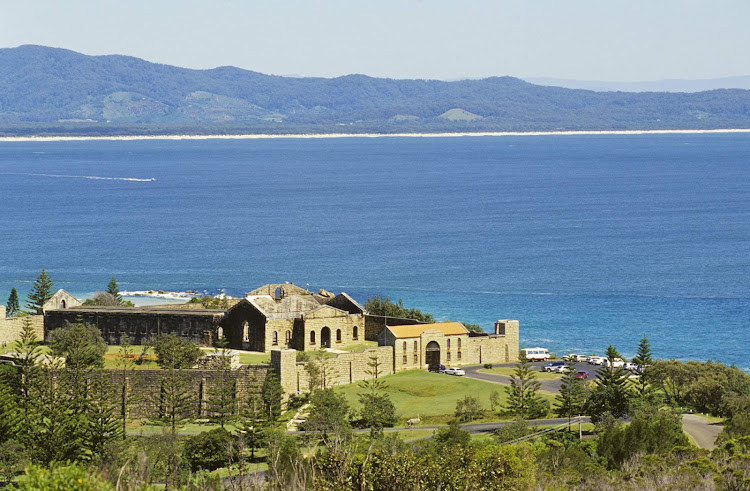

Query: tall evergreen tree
86;367;122;456
554;359;587;430
5;288;20;317
632;335;655;400
207;338;236;428
504;357;548;419
106;276;122;304
11;318;42;433
357;356;396;437
241;372;268;459
156;365;194;433
585;345;632;422
261;371;283;422
115;335;134;440
25;269;53;315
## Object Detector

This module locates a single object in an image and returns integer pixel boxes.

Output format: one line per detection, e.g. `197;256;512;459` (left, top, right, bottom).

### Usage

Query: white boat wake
1;172;155;182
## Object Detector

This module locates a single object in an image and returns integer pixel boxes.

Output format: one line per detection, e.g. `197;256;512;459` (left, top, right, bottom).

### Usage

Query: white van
523;347;550;362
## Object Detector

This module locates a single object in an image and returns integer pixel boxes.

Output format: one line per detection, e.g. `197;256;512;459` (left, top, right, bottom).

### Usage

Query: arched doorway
321;327;331;348
426;341;441;372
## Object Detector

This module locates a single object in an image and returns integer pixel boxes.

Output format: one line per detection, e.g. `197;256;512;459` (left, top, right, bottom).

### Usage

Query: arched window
447;339;451;349
61;299;67;308
403;341;407;351
457;338;461;348
336;329;342;343
273;331;278;346
243;321;250;343
414;341;418;351
310;330;316;344
285;330;291;345
352;326;359;340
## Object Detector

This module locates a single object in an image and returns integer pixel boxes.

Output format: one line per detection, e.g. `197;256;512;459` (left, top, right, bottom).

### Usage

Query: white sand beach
1;128;750;143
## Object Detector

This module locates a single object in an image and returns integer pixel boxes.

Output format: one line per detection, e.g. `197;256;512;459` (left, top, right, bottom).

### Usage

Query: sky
1;0;749;81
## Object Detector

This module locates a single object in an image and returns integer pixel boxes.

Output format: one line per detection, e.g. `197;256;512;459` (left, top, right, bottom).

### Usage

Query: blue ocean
0;134;748;369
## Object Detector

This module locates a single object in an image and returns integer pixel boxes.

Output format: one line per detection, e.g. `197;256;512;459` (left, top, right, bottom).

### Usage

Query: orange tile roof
387;322;467;338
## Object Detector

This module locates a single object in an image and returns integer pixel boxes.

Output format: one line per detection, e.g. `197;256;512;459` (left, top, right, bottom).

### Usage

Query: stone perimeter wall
0;307;44;346
104;366;269;419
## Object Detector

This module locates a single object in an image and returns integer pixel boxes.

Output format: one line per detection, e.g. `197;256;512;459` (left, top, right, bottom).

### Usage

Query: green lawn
126;421;243;436
236;351;271;364
481;367;562;380
334;369;555;425
343;341;379;352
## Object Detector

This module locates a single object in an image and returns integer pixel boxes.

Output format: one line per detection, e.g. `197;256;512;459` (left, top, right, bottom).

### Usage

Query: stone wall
0;312;44;346
103;365;269;419
465;320;520;365
272;347;394;400
45;309;224;346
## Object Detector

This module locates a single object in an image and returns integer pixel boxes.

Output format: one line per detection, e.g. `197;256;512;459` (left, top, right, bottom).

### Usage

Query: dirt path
682;414;723;450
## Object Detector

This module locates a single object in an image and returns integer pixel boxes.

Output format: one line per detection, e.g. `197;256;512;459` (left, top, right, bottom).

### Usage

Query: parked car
562;353;579;361
574;371;589;379
554;365;574;373
623;362;638;371
575;354;589;362
588;356;605;365
542;361;565;372
444;367;465;376
602;358;625;368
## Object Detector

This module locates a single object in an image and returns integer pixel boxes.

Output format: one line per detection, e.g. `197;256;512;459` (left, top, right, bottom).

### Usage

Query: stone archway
426;341;441;372
321;327;331;348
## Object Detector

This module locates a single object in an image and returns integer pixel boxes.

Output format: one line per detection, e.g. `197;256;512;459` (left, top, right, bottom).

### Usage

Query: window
403;354;408;364
336;329;342;343
243;321;250;343
414;353;418;363
414;341;418;351
447;351;451;361
285;330;291;345
352;326;359;340
272;331;278;346
457;351;462;360
457;338;461;348
310;331;316;345
447;339;451;349
403;341;407;351
496;322;506;336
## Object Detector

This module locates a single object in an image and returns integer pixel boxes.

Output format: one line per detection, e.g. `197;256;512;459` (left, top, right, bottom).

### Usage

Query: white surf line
1;128;750;142
0;172;155;182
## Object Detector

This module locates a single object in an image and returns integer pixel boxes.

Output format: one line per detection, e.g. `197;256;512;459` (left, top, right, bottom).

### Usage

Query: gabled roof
386;322;468;339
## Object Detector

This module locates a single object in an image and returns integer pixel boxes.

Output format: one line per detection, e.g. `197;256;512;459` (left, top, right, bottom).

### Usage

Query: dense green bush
182;428;234;472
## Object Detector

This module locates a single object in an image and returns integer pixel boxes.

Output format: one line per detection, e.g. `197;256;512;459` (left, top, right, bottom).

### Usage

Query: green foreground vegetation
3;284;750;488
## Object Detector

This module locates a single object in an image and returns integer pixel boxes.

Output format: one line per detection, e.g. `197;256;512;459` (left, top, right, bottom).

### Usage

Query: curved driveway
682;414;723;450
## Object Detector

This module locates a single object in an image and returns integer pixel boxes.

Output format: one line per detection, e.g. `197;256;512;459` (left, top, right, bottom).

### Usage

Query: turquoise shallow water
0;134;748;368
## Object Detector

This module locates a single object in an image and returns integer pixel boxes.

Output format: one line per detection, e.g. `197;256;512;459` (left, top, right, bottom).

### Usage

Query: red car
575;371;588;379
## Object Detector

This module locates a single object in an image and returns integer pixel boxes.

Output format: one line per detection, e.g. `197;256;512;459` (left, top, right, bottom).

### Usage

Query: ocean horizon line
1;128;750;143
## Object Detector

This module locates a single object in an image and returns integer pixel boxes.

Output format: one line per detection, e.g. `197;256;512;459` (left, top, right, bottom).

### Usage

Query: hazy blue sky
2;0;748;81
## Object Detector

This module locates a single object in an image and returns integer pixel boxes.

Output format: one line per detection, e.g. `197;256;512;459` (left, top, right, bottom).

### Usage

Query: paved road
682;414;723;450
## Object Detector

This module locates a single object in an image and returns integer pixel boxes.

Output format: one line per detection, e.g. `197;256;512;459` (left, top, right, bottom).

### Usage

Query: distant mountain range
525;76;750;93
2;45;750;136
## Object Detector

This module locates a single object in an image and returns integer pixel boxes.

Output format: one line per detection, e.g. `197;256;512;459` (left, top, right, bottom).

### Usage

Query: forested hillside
2;45;750;136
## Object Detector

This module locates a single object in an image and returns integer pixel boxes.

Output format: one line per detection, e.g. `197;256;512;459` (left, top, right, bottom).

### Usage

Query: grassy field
480;367;562;380
342;341;379;352
334;369;555;425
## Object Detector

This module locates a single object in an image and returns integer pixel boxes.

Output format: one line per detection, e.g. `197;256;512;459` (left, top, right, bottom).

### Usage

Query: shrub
183;428;234;471
484;363;493;369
